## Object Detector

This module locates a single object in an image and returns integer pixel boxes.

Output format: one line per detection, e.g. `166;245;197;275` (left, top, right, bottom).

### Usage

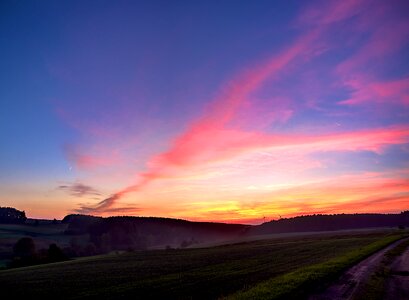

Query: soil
309;238;409;300
384;243;409;299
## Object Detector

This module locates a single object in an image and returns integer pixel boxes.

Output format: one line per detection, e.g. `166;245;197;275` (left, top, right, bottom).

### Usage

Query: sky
1;0;409;224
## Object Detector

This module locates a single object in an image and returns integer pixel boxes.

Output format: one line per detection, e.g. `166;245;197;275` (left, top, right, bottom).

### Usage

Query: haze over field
1;0;409;223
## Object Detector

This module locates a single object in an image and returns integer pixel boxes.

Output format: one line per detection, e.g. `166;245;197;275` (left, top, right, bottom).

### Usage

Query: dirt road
384;243;409;299
309;238;409;300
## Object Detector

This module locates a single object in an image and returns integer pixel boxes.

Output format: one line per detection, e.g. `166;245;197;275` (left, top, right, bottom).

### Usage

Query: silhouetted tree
47;243;67;262
10;237;37;267
0;207;26;224
13;237;36;259
47;243;66;262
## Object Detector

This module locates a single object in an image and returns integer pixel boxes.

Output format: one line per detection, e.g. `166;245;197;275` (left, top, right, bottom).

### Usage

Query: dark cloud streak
58;182;101;198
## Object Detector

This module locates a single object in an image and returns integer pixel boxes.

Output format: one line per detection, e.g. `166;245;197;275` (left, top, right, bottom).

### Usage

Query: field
0;229;405;299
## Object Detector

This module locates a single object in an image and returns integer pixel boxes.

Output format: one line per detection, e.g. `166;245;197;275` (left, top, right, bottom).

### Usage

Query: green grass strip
352;237;409;300
226;235;404;300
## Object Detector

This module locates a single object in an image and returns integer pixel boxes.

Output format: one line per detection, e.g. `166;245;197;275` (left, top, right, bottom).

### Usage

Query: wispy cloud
335;2;409;106
58;182;101;198
71;0;409;218
184;171;409;223
297;0;367;26
77;26;323;214
63;144;122;170
339;77;409;106
74;204;140;215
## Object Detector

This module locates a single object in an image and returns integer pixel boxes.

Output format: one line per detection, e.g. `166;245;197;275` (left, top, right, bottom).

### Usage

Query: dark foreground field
0;230;406;299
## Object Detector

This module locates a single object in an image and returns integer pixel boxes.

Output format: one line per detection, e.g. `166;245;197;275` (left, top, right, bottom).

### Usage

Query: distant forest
60;211;409;254
1;207;408;260
62;214;249;251
249;212;409;235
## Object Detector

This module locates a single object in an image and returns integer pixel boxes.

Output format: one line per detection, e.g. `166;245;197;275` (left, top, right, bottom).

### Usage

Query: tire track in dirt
384;242;409;300
309;237;409;300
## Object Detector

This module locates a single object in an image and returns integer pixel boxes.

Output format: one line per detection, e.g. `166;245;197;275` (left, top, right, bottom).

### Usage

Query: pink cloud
334;5;409;106
247;172;409;218
340;77;409;105
291;126;409;154
337;19;409;76
77;27;322;213
79;122;409;214
75;0;409;215
297;0;368;26
176;174;409;224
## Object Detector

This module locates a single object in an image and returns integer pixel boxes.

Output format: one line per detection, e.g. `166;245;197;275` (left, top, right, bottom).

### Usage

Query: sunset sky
1;0;409;223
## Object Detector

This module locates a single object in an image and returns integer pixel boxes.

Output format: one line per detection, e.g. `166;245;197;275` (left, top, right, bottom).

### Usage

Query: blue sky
1;0;408;222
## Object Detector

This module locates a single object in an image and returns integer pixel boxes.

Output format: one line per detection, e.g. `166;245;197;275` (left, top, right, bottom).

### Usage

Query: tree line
9;237;67;268
250;212;409;235
0;207;26;224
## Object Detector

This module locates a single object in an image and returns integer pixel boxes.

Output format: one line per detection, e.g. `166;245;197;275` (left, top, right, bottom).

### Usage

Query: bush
13;237;36;258
48;244;67;262
10;237;37;267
